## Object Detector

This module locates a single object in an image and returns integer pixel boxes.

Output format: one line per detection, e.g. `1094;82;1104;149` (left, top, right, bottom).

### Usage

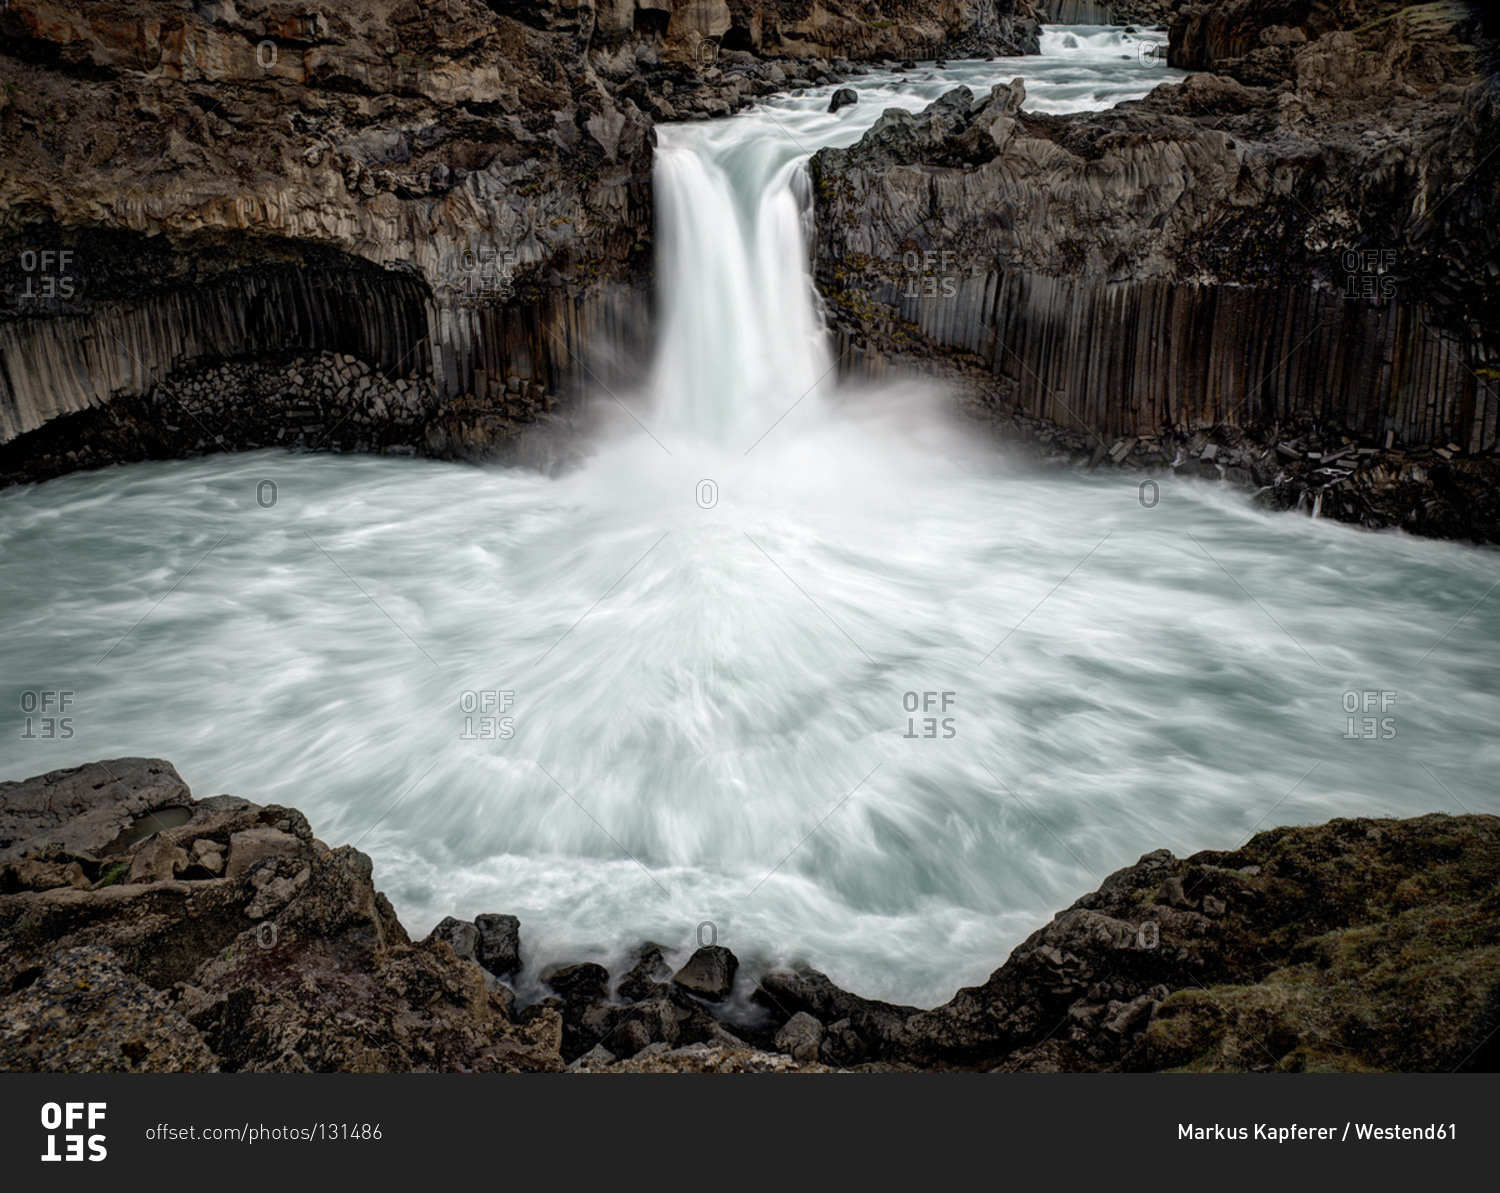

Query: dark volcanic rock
673;946;740;1001
475;913;523;978
754;966;919;1056
829;87;859;113
426;917;481;964
617;942;674;1002
4;757;1497;1072
544;962;611;1005
897;816;1500;1071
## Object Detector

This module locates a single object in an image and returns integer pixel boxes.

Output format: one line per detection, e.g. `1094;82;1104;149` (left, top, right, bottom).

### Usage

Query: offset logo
40;1102;106;1162
902;690;956;739
460;689;515;740
19;690;75;740
17;250;78;301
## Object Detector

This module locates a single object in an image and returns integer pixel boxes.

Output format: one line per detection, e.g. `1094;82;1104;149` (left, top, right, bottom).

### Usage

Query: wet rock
828;87;858;113
615;1019;653;1057
754;967;916;1055
544;962;611;1005
617;942;673;1002
425;916;481;964
673;946;739;1001
819;1017;869;1066
474;913;522;977
614;997;681;1056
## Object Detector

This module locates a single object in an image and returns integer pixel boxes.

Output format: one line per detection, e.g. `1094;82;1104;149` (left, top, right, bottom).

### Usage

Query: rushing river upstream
2;30;1497;1008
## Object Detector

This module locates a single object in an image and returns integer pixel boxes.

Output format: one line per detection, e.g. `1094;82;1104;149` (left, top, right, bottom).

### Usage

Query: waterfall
647;133;834;444
1043;1;1114;23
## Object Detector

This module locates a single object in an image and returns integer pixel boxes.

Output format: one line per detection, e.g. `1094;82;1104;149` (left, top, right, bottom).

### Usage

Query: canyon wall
0;0;659;476
812;1;1500;538
0;0;1039;482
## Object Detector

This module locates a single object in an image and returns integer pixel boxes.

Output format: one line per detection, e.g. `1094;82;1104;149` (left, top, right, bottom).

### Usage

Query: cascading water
649;143;831;443
2;31;1497;1008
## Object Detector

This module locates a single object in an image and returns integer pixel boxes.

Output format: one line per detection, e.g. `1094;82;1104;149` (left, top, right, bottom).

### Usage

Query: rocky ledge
3;758;1496;1072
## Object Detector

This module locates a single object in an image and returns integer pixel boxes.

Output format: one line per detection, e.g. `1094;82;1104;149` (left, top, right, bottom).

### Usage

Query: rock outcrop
3;757;1497;1072
0;759;564;1071
811;0;1500;539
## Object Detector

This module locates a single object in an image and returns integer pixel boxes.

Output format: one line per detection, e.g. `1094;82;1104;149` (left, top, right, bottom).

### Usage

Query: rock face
811;0;1500;540
475;912;523;977
4;758;1496;1072
0;0;658;478
640;0;1040;62
672;944;738;1000
0;0;1041;486
829;87;859;113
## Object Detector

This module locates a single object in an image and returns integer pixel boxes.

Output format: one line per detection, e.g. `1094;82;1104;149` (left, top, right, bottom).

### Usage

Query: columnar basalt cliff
2;759;1496;1072
811;1;1500;539
0;0;659;481
0;0;1041;485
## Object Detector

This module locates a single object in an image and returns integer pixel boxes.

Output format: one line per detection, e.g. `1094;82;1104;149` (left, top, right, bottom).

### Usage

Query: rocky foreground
2;758;1496;1072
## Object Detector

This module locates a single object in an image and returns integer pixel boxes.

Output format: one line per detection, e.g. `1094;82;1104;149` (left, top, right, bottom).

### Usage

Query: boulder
0;758;189;862
774;1011;824;1062
672;946;739;1001
425;916;481;963
474;913;522;977
126;834;190;884
617;942;673;1002
544;962;611;1005
828;87;858;113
